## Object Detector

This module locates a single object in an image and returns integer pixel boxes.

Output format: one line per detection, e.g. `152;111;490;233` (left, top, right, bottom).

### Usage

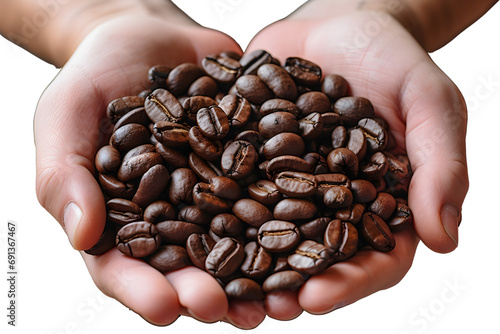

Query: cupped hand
34;15;267;328
246;10;468;319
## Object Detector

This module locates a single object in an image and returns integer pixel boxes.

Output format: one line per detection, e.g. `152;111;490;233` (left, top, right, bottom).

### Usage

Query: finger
82;249;181;325
224;299;266;329
265;290;303;321
298;229;418;314
404;66;469;253
165;266;228;323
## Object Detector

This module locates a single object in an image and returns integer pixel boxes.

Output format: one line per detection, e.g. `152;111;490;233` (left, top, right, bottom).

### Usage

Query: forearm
0;0;196;67
289;0;498;51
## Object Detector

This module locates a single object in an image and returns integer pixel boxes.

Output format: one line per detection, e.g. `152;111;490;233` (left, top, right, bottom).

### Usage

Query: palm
247;11;467;317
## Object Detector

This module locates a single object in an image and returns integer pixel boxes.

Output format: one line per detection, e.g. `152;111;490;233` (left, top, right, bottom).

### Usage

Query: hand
34;13;268;328
246;10;468;319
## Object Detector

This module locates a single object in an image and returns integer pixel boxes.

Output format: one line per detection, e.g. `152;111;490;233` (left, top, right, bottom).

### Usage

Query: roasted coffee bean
360;151;388;180
182;96;217;122
240;241;272;280
210;213;244;240
315;173;351;197
221;140;257;180
218;94;252;128
110;123;151;153
388;202;413;231
193;176;241;215
196;106;230;140
273;198;317;221
188;126;223;162
188;152;222;182
148;65;171;89
202;55;242;84
335;203;365;225
258;112;299;139
288;240;330;275
116;221;160;258
331;125;348;149
144;200;176;223
166;63;205;96
95;145;121;174
334;96;375;126
245;226;259;241
113;107;151;131
321;74;349;101
232;198;274;228
147;245;191;274
145;88;185;123
258;220;300;253
107;96;145;124
168;168;198;205
261;132;305;160
320;112;343;137
84;223;117;255
155;142;189;168
299;112;324;140
257;63;297;101
239;49;272;75
106;198;142;225
132;164;170;208
186;233;216;269
178;205;213;225
358;118;387;152
259;98;300;117
296;91;331;116
152;121;190;147
98;173;136;199
262;270;307;292
327;148;359;177
347;127;367;160
324;219;358;261
284;57;322;87
274;171;316;198
225;278;264;300
117;152;163;182
247;180;282;206
385;151;409;180
299;217;331;242
188;75;218;98
206;237;245;278
323;185;353;209
235;75;274;105
265;155;311;180
361;212;395;252
122;143;156;161
303;152;329;175
156;220;205;245
368;192;397;221
233;130;263;149
350;179;377;203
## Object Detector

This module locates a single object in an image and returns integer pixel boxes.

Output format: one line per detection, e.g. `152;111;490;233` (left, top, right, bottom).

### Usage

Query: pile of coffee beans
87;50;413;300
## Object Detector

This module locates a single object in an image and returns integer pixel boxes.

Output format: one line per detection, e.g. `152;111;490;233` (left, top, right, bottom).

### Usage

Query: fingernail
441;203;459;247
63;202;82;248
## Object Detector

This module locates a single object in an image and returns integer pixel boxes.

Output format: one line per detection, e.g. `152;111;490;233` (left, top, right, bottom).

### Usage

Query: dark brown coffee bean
218;94;252;128
116;221;160;258
358;118;387;152
288;240;330;275
315;173;351;197
265;155;311;180
221;140;258;180
261;132;305;160
324;219;358;261
361;212;395;252
262;270;306;292
234;130;263;149
360;151;388;180
107;96;145;124
320;112;343;137
144;200;176;223
323;185;353;209
110;123;151;153
321;74;349;101
188;153;222;182
182;96;218;122
347;127;367;160
225;278;264;300
384;151;409;180
388;202;413;231
202;55;242;84
148;65;171;89
235;75;274;105
247;180;282;206
152;121;189;148
240;241;272;280
147;245;191;274
350;179;377;203
117;152;163;182
166;63;205;96
121;143;156;161
284;57;322;86
273;198;317;221
98;173;136;199
106;198;142;225
156;220;205;245
258;220;300;253
186;233;216;269
334;96;374;126
168;168;198;205
298;112;324;140
299;217;331;242
335;203;365;225
258;112;299;139
95;145;121;174
84;223;117;255
232;198;274;228
296;91;331;116
239;49;272;75
132;164;170;208
259;98;300;117
188;126;223;162
210;213;244;240
368;192;397;221
113;107;151;132
331;125;348;149
302;152;329;175
193;176;241;214
145;88;185;123
196;106;230;140
275;171;316;198
257;63;297;101
188;75;218;97
155;142;189;168
178;205;213;225
206;237;245;278
327;148;359;177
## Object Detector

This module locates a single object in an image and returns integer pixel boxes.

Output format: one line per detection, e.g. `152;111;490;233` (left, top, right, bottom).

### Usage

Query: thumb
35;70;108;251
405;68;469;254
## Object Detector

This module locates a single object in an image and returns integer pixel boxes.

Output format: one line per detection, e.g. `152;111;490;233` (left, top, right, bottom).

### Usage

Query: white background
1;1;499;334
